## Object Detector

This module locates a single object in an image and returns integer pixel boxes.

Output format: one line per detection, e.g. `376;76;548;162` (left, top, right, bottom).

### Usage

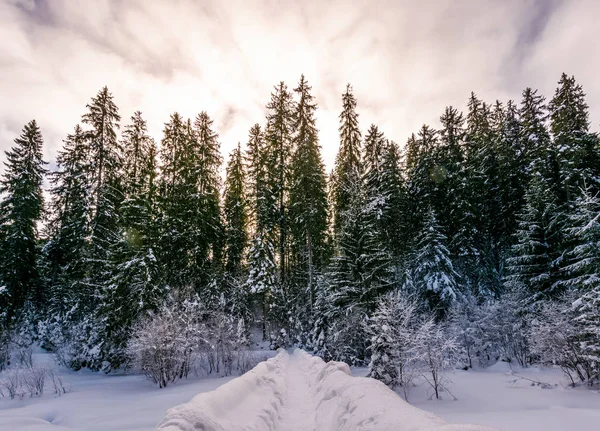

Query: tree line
1;73;599;384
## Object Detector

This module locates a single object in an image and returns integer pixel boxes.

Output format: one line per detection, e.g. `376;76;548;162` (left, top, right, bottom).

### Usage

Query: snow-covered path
277;352;317;431
157;349;497;431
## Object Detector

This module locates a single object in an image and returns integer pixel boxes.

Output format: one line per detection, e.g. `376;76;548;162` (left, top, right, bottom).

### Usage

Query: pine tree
378;140;407;262
263;83;295;285
81;86;123;295
436;106;465;238
246;233;278;340
157;113;200;291
412;208;460;318
329;174;393;313
44;125;90;313
493;100;526;251
98;112;163;370
288;75;329;316
504;175;561;305
549;73;600;202
192;111;224;274
332;84;362;239
0;120;47;323
224;143;248;276
560;184;600;291
405;125;439;239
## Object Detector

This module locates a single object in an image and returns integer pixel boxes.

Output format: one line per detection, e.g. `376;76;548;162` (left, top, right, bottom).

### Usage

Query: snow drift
156;349;497;431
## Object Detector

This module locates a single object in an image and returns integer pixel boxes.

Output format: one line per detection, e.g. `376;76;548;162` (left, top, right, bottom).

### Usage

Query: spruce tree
288;75;329;315
436;106;465;238
405;125;438;239
157;113;200;291
246;233;278;340
192;111;224;274
263;82;295;285
519;88;559;192
363;124;387;233
549;73;600;202
98;112;163;369
504;175;561;305
411;209;460;318
81;86;123;296
560;184;600;291
224;143;248;276
329;174;393;313
493;100;526;251
460;94;502;297
379;140;407;263
245;124;268;232
44;125;90;314
0;120;47;323
332;84;362;239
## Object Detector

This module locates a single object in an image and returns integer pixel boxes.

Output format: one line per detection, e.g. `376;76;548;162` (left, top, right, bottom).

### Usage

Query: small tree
366;292;457;401
412;209;460;318
127;299;208;388
530;294;595;385
417;320;458;400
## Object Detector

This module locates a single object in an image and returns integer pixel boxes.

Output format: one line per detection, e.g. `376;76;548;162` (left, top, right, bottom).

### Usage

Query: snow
158;349;496;431
0;349;270;431
360;361;600;431
2;349;600;431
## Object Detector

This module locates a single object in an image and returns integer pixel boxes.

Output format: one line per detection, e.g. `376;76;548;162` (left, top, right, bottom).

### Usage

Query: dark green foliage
44;125;90;313
157;112;223;293
4;72;600;375
82;86;123;290
504;175;561;305
289;75;329;316
329;175;393;313
549;73;600;202
0;120;47;322
224;144;248;276
411;209;460;318
98;112;163;369
332;84;362;239
264;82;295;285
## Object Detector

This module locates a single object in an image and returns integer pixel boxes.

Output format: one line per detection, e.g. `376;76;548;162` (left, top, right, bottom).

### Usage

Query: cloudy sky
2;0;599;173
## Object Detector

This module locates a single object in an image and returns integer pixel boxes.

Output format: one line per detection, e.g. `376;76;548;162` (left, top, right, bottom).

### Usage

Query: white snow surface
2;348;600;430
157;349;496;431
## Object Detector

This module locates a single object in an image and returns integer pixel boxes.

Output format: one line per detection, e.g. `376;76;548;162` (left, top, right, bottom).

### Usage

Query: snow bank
156;349;498;431
297;350;495;431
156;349;289;431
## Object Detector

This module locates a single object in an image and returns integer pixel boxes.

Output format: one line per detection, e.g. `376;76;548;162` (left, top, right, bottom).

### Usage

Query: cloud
2;0;599;175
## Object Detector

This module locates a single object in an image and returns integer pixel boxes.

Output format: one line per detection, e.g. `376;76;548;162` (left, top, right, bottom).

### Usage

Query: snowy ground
411;362;600;431
0;349;599;430
157;349;493;431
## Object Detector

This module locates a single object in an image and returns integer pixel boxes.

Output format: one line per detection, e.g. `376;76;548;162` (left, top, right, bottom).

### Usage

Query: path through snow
157;349;497;431
277;351;317;431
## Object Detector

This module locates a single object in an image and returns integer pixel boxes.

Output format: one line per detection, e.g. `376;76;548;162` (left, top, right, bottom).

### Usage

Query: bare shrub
128;298;252;387
1;368;26;399
47;369;68;396
237;351;269;375
22;365;46;396
0;365;51;399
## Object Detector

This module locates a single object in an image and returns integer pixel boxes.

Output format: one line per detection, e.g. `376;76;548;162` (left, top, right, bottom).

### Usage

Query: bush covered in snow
365;292;458;400
127;297;252;388
0;336;68;400
530;293;600;386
